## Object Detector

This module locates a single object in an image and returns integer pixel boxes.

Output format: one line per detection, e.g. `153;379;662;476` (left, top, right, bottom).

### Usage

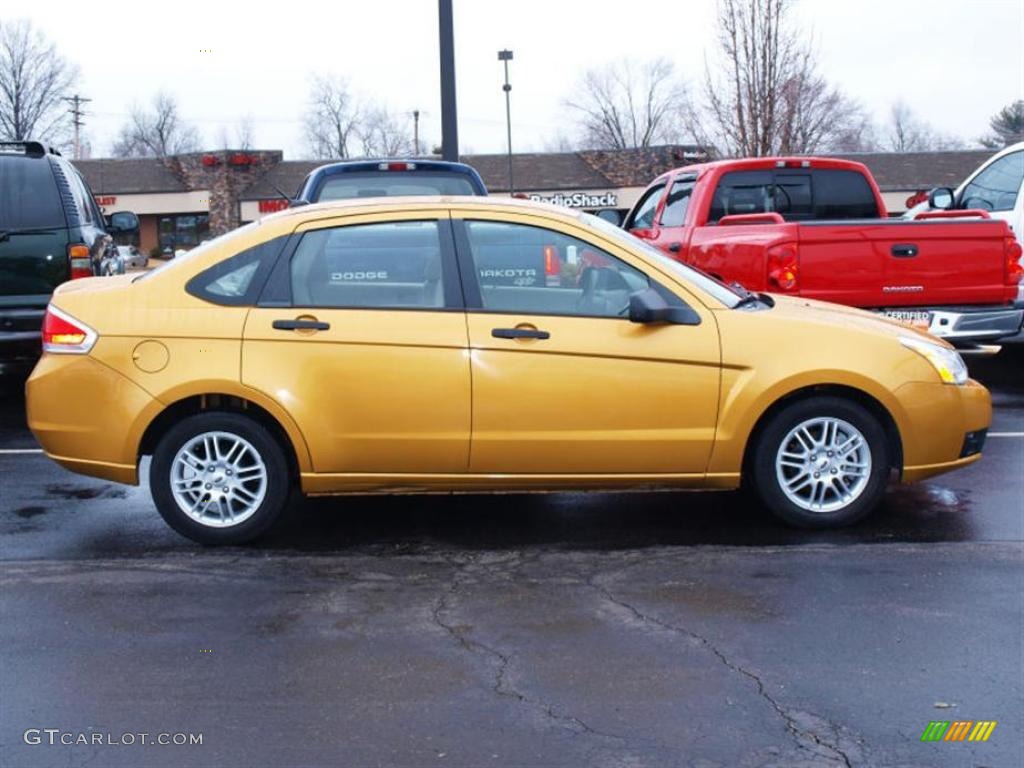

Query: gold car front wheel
751;396;890;529
150;412;292;544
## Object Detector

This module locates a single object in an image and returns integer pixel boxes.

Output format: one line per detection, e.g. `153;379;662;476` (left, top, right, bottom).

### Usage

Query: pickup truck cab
1;141;138;364
625;157;1024;345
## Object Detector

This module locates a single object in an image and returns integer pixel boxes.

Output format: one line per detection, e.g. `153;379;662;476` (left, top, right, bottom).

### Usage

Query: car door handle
492;327;550;340
667;242;681;253
272;319;330;331
891;244;919;258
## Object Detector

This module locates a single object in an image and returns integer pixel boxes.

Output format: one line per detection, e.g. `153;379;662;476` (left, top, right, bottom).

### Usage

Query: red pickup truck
623;157;1024;344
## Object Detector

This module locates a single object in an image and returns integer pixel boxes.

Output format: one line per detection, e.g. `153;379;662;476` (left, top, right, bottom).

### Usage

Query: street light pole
438;0;459;161
498;49;514;195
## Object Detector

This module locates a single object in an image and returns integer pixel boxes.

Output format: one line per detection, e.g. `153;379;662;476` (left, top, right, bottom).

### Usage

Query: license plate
882;310;931;329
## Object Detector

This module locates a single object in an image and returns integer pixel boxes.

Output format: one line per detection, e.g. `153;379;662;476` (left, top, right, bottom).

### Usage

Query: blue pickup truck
290;159;566;293
295;159;488;202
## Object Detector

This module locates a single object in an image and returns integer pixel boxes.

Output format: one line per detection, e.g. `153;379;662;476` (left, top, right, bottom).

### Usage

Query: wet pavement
1;348;1021;767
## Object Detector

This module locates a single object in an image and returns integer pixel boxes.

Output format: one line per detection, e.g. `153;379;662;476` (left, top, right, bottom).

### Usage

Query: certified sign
527;191;619;209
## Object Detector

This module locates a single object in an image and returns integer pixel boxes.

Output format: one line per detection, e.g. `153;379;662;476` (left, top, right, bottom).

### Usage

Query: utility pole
63;95;92;160
438;0;458;161
413;109;420;156
498;49;514;194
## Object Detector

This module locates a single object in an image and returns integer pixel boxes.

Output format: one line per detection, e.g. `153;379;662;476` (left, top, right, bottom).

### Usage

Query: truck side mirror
106;211;139;234
595;209;624;227
928;188;955;210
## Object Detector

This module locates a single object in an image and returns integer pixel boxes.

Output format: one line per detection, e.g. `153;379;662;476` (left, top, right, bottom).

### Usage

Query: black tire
749;396;890;529
150;412;292;544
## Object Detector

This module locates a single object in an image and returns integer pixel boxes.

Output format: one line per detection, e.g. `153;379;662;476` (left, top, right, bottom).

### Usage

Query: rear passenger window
186;236;284;306
463;221;649;318
290;221;445;309
811;170;878;218
708;171;773;222
0;157;64;230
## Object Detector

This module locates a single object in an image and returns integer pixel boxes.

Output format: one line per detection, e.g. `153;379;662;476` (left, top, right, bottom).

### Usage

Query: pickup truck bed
624;157;1024;343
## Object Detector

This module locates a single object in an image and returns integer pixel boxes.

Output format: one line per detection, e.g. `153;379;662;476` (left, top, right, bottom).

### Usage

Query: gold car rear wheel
150;412;292;545
751;396;890;528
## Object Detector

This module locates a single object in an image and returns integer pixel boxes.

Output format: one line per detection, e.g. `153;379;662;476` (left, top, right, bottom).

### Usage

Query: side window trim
258;217;465;312
450;216;693;319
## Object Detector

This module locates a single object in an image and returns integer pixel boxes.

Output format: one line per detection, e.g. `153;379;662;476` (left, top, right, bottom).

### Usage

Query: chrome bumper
927;303;1024;342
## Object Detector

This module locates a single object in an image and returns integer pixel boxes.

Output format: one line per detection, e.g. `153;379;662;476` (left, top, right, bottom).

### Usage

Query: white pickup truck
908;142;1024;341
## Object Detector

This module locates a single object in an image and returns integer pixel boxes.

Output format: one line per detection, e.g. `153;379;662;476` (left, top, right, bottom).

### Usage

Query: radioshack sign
527;191;619;209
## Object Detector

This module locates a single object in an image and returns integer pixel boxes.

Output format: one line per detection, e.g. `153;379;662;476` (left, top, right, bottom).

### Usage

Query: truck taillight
543;245;561;286
767;243;799;291
67;243;92;279
378;162;415;171
41;306;97;354
1005;237;1023;285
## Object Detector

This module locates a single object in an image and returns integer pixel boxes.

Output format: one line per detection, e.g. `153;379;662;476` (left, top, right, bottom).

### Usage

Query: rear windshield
316;171;477;200
0;157;65;230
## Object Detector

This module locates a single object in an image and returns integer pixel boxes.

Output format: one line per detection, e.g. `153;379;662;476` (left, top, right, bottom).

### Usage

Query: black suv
0;141;137;363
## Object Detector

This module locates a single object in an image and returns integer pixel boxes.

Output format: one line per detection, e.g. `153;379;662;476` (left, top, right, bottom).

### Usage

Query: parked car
1;141;138;363
623;157;1024;346
26;197;990;544
117;245;148;269
294;159;488;202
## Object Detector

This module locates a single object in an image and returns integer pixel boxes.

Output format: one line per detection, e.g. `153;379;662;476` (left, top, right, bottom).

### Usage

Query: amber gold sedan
26;197;991;543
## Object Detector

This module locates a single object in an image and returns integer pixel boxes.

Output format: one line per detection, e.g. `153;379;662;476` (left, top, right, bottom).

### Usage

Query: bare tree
0;19;79;145
303;75;361;159
980;99;1024;149
883;101;964;152
219;115;255;150
696;0;867;156
111;92;200;157
357;107;412;157
565;58;689;150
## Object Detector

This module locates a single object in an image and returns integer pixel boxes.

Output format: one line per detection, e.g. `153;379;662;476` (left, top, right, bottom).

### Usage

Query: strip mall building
73;146;992;254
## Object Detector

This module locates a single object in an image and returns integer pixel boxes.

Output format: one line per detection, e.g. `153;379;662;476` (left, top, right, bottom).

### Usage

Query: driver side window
462;220;649;318
961;151;1024;212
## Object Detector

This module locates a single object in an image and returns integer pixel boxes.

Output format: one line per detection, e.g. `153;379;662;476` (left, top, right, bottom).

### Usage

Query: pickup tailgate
797;219;1010;308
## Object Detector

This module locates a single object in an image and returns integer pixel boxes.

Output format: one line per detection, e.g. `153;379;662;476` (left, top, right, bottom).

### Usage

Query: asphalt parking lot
1;349;1021;768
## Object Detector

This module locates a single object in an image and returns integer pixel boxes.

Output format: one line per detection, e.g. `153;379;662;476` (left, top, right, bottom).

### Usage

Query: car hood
755;294;949;347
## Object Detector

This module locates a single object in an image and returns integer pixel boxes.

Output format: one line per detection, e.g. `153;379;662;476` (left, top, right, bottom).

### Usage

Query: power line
63;95;92;159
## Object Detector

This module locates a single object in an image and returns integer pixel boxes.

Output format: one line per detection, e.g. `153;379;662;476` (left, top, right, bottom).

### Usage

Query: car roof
257;194;583;225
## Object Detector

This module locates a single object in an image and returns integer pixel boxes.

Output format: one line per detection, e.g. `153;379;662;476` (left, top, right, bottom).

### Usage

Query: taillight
1005;236;1023;285
543;245;561;286
41;306;97;354
378;162;415;171
67;243;92;279
767;243;799;292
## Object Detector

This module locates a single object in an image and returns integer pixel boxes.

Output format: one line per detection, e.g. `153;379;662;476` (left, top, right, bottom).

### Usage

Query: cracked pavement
1;348;1022;767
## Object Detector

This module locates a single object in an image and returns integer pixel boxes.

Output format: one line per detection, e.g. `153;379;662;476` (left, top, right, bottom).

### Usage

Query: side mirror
595;209;624;227
628;288;700;325
928;188;955;210
106;210;139;234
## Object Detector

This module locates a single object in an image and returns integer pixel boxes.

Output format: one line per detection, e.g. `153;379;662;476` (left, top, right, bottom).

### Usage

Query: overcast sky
24;0;1024;158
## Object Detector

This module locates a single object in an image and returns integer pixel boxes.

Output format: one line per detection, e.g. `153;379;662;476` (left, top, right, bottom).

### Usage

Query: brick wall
162;151;283;236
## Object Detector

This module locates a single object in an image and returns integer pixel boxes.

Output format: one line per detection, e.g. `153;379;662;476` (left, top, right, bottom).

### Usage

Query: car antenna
269;181;308;207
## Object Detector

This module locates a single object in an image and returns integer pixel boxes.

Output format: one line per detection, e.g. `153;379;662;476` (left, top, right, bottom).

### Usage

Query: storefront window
158;214;210;254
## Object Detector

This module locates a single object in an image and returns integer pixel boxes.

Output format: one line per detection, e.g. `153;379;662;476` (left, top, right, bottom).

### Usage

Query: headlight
900;336;968;385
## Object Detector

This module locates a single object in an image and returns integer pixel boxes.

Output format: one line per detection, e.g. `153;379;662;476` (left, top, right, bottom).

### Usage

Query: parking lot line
988;432;1024;437
0;449;43;454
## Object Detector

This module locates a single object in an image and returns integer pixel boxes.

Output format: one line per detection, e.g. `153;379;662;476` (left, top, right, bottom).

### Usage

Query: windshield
582;212;743;308
317;171;477;200
132;221;262;283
